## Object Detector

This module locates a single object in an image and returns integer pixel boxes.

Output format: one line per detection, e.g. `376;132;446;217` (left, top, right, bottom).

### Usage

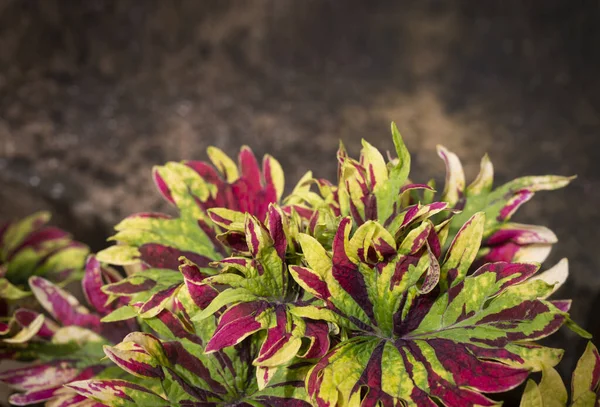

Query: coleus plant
0;255;138;406
0;212;89;312
0;212;91;361
0;124;593;407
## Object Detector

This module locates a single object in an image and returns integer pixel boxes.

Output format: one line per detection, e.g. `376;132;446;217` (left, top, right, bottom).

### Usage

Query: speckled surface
0;0;599;401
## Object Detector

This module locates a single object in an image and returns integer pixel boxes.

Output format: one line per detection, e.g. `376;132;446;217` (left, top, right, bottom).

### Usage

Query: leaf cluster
0;125;594;407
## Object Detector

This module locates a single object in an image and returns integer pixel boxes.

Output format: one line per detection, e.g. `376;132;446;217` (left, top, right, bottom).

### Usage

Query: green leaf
207;146;239;182
520;379;543;407
101;305;138;323
572;342;600;402
571;391;597;407
191;287;258;321
390;122;411;184
467;153;494;195
97;245;141;266
539;364;568;407
0;278;29;300
440;212;485;289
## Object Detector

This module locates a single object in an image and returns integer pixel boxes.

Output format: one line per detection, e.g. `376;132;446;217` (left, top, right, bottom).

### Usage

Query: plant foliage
0;212;88;306
520;342;600;407
0;125;593;407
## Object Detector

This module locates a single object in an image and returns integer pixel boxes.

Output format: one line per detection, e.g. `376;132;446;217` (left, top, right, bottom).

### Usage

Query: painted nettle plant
0;123;596;406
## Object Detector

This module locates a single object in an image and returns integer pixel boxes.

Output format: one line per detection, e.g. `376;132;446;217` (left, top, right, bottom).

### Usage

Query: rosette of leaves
0;212;88;311
290;212;588;406
66;262;312;406
192;204;330;384
85;204;324;405
91;144;315;349
97;146;286;271
285;123;572;269
53;122;591;407
60;148;314;406
520;342;600;407
89;147;292;333
0;256;138;406
283;123;447;239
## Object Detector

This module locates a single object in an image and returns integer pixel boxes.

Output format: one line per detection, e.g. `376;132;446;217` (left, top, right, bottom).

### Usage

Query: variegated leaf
68;379;169;407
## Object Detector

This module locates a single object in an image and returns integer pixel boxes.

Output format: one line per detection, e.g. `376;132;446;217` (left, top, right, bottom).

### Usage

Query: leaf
440;212;485;289
0;278;30;300
96;245;141;266
263;154;285;203
0;362;80;391
101;162;223;269
538;364;568;407
139;283;182;318
208;207;247;230
68;379;169;407
360;139;388;189
179;257;218;310
103;342;165;379
437;145;465;206
467;154;494;195
205;301;270;353
104;212;218;270
0;362;101;406
572;342;600;402
13;308;58;339
83;255;118;315
520;379;543;407
245;362;312;406
102;274;157;296
191;287;258;322
530;259;569;299
29;276;101;332
206;146;239;182
101;306;138;323
296;233;332;278
389;122;411;185
3;314;45;344
52;326;105;345
571;392;597;407
478;223;558;267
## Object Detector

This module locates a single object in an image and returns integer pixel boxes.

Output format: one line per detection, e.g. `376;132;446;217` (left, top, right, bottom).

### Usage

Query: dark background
0;0;599;402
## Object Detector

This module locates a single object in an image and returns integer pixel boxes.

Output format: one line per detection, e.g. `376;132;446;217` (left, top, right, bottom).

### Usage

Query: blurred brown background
0;0;599;395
